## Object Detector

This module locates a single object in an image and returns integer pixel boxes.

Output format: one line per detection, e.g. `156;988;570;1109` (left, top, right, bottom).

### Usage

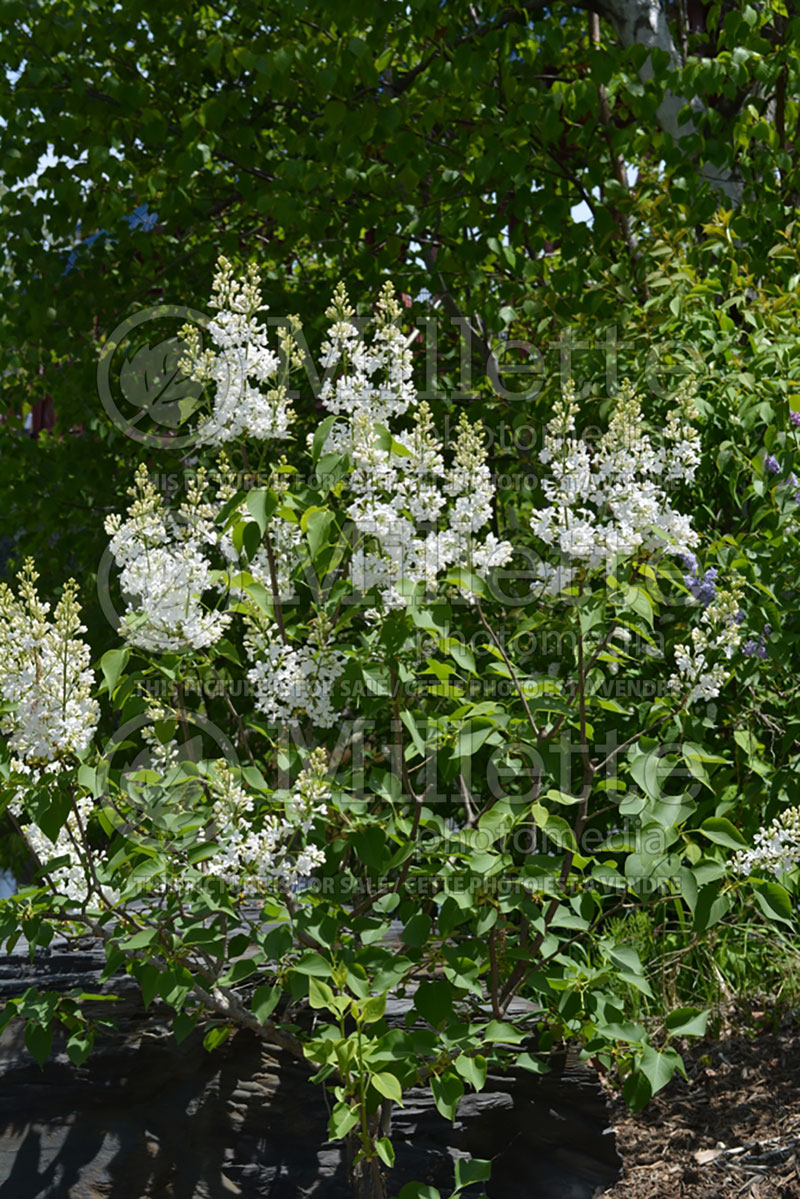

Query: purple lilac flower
765;454;780;474
742;624;770;659
697;568;718;605
734;609;745;625
790;410;800;428
678;554;719;608
686;566;718;606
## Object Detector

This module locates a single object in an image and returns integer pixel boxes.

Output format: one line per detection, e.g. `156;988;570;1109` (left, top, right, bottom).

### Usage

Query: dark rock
0;945;620;1197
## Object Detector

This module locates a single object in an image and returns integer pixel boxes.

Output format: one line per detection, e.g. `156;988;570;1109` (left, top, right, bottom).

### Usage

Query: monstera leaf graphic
119;336;204;429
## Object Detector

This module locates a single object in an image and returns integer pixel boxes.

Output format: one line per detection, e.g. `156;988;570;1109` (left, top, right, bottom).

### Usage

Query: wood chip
695;1147;726;1165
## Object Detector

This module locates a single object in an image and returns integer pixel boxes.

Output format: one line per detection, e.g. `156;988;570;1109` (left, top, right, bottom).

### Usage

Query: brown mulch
602;1014;800;1198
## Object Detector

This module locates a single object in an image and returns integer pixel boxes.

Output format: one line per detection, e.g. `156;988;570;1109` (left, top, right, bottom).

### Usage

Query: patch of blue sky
62;204;159;274
0;135;158;273
570;162;641;225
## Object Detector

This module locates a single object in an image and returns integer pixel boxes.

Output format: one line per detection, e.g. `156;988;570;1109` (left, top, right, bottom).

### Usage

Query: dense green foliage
2;4;800;1196
2;0;800;605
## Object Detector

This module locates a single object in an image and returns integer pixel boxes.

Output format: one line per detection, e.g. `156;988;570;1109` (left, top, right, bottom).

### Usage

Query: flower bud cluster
0;561;98;766
179;257;300;445
105;465;232;652
317;283;512;608
202;755;328;896
668;576;746;702
530;378;701;576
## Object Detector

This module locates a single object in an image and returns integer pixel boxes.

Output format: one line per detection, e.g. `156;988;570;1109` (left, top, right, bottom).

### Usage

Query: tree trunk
345;1101;392;1199
345;1131;388;1199
594;0;742;204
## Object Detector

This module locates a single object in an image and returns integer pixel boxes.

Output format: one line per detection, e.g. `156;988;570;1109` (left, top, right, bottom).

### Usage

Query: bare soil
603;1014;800;1198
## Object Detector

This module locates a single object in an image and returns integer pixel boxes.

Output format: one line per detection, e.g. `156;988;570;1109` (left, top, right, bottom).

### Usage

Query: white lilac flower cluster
668;576;746;703
106;456;305;654
245;613;345;729
247;514;304;601
109;269;511;672
105;464;233;652
0;561;98;766
179;257;303;446
317;283;512;608
530;378;701;589
731;806;800;878
16;792;117;906
0;563;109;905
202;752;328;897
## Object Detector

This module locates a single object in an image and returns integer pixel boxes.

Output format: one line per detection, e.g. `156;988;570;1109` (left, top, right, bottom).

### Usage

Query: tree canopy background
1;0;799;724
